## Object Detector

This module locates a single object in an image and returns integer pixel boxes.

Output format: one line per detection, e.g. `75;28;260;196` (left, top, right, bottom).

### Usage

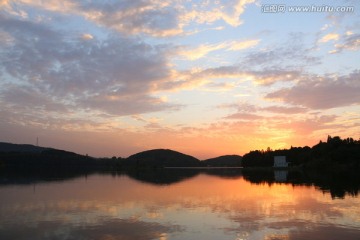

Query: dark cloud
225;112;263;120
249;69;302;85
219;102;307;115
79;0;181;36
333;33;360;53
188;67;301;86
242;33;321;68
0;13;179;117
1;0;258;38
217;102;258;112
1;85;69;113
265;71;360;109
80;93;181;116
262;105;308;114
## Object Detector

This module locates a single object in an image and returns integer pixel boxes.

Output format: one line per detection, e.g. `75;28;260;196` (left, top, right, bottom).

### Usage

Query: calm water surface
1;171;360;240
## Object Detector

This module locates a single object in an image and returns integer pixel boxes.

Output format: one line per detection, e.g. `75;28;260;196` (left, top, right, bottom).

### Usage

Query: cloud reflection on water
0;173;360;240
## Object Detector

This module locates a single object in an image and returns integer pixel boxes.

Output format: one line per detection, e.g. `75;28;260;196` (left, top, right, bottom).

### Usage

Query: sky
0;0;359;159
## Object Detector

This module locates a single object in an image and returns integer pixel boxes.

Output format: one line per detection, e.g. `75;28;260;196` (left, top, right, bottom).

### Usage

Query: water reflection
0;218;180;240
125;168;199;184
0;168;360;239
241;168;360;199
274;170;288;182
1;167;360;199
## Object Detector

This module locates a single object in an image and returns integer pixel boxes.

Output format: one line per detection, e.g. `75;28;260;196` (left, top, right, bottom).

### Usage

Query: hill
0;142;83;158
202;155;242;167
0;142;48;153
241;136;360;169
0;142;98;167
126;149;201;167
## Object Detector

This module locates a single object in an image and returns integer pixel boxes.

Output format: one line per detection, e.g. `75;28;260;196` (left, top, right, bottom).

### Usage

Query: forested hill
2;136;359;169
0;142;96;167
242;136;360;169
126;149;201;167
0;142;47;153
203;155;242;167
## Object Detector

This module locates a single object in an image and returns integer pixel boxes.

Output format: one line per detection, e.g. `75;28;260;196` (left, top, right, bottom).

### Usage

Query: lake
1;169;360;240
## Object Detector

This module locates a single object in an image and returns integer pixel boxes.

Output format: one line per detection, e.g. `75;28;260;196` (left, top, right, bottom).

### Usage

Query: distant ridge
0;142;79;156
203;155;242;167
0;142;93;167
126;149;201;167
2;135;360;170
0;143;242;168
0;142;48;153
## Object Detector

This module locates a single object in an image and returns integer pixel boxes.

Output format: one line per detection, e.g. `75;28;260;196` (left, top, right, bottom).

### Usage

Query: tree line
242;136;360;170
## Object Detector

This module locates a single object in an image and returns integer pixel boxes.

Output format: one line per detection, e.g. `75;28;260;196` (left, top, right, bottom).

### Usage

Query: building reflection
274;170;288;182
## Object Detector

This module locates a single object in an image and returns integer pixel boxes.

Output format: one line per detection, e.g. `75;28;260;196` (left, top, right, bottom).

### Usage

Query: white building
273;156;288;168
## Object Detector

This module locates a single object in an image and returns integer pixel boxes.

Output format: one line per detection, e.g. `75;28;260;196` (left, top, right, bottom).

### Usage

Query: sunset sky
0;0;359;159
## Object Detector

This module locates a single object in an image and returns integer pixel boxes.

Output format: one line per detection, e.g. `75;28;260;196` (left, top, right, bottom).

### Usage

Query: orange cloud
227;39;260;51
177;42;228;60
183;0;255;27
177;39;259;61
319;33;339;43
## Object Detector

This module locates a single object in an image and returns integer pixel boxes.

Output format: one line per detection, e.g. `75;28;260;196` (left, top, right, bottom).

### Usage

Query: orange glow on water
1;173;360;240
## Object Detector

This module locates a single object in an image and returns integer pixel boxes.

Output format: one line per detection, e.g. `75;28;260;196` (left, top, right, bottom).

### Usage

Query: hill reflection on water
1;167;359;199
1;167;360;240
